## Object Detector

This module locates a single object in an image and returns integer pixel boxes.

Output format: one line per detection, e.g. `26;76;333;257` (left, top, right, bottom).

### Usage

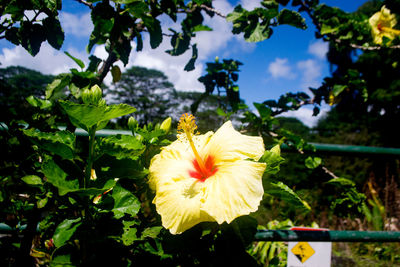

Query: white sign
287;241;331;267
287;228;331;267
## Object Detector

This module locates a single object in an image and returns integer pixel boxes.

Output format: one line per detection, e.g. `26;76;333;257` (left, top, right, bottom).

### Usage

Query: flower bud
81;85;103;105
90;169;97;181
128;116;138;130
270;144;281;155
81;88;91;104
98;99;106;107
160;117;172;133
45;239;54;250
90;84;102;104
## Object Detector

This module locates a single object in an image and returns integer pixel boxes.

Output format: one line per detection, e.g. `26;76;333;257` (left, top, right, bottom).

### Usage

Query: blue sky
0;0;369;126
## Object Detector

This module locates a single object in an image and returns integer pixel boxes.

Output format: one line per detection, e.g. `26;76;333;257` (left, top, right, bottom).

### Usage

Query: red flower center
189;155;218;181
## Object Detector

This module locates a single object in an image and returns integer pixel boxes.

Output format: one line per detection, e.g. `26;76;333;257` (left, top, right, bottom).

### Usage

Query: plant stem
82;126;96;263
84;126;97;189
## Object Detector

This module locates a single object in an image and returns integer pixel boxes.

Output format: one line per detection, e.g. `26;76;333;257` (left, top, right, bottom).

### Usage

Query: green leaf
59;101;136;131
141;226;163;239
166;32;190;56
37;197;48;209
245;23;271;42
326;178;366;217
26;95;52;109
53;218;82;248
46;75;71;100
111;65;122;83
192;25;213;32
50;254;74;267
43;0;60;10
23;129;76;160
261;0;280;9
259;148;285;175
21;175;43;185
87;55;102;72
114;37;132;66
216;107;227;117
5;27;20;45
277;9;306;29
122;220;138;246
41;160;79;196
114;0;142;3
184;44;198;72
326;177;355;187
111;184;140;219
126;1;149;17
142;16;162;49
226;5;245;22
97;156;148;180
99;134;145;160
332;84;346;97
253;103;271;119
320;24;338;35
64;51;85;69
265;181;311;212
19;22;46;56
304;156;321;169
43;16;64;50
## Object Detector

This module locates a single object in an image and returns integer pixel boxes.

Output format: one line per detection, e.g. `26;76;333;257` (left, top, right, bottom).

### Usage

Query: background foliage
1;0;400;266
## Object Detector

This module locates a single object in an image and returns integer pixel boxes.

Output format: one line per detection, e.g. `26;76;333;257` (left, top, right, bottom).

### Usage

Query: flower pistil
177;113;217;181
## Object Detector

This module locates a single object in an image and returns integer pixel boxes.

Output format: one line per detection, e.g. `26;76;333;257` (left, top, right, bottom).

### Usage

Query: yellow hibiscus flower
149;114;266;234
369;5;400;45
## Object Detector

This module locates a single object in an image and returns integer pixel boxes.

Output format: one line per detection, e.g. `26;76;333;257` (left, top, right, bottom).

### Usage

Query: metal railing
1;125;400;242
254;230;400;242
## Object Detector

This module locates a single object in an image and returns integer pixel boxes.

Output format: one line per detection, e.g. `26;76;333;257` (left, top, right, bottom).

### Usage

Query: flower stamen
380;25;400;35
177;113;208;175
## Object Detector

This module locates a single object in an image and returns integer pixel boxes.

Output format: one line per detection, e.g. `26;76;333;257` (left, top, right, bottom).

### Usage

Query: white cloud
59;12;92;38
0;43;87;75
128;39;205;91
308;40;329;60
240;0;262;10
280;106;329;127
296;59;321;89
268;58;296;79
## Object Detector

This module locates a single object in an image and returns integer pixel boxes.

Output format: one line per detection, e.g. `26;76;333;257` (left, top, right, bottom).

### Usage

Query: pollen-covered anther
177;113;198;135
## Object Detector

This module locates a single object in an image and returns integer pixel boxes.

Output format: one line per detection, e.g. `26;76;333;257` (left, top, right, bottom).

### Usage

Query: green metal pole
280;143;400;157
2;123;400;156
254;230;400;242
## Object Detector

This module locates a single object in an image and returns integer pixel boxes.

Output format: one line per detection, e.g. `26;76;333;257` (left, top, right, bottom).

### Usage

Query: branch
200;4;226;19
270;99;315;117
97;52;117;84
343;40;400;50
74;0;94;9
177;4;226;18
321;166;339;179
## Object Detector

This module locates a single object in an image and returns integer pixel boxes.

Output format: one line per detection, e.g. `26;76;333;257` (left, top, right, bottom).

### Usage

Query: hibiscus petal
203;121;265;163
153;178;214;234
201;160;266;224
